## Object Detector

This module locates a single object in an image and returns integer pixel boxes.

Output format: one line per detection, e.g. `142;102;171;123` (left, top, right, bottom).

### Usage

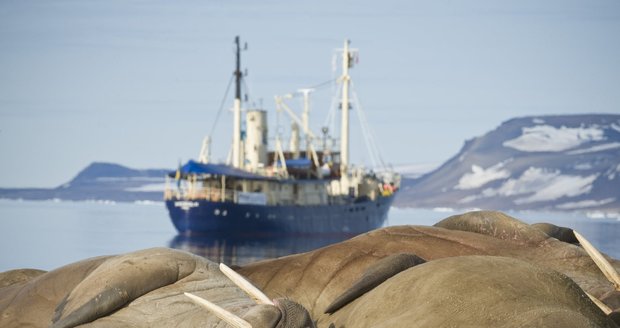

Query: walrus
324;253;426;314
51;248;198;327
2;211;619;327
239;211;620;321
0;248;315;328
433;210;550;244
531;222;579;244
322;255;615;327
0;268;46;288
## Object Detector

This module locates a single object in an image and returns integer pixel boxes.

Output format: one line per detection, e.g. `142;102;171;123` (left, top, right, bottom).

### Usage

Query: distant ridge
71;162;160;181
395;114;620;213
0;162;170;202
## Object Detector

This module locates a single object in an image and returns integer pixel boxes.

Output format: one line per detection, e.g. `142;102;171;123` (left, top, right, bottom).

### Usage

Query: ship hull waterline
166;195;395;236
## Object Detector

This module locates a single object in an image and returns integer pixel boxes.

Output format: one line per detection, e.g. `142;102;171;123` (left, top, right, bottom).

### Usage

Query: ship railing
164;186;240;203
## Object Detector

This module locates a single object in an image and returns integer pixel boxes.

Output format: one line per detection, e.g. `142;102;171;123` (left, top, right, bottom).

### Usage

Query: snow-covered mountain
3;115;618;212
395;114;620;213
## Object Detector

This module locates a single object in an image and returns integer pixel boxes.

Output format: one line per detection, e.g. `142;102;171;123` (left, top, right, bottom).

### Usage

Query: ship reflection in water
169;233;355;266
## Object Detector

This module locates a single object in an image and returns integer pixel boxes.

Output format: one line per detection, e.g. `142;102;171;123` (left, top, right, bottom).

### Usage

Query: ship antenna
232;36;243;168
340;39;352;174
234;36;242;101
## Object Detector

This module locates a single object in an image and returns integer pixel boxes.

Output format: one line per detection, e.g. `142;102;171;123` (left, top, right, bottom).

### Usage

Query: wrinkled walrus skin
240;211;620;326
325;255;612;328
324;253;426;314
1;211;619;327
0;248;263;327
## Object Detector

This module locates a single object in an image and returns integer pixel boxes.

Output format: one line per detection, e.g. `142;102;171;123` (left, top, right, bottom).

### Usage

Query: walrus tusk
220;263;274;305
584;291;612;315
184;292;252;328
574;230;620;290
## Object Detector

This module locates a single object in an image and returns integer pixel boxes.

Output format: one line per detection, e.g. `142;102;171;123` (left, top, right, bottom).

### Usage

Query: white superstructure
166;37;400;207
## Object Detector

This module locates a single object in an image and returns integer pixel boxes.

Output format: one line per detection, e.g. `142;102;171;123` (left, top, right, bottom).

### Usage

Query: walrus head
243;298;314;328
185;263;315;328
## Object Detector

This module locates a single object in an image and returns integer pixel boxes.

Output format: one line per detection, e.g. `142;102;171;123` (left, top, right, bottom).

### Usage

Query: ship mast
232;36;243;168
340;39;351;173
298;88;314;154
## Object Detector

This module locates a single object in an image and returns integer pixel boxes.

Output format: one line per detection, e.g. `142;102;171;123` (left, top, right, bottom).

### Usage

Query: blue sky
1;0;619;187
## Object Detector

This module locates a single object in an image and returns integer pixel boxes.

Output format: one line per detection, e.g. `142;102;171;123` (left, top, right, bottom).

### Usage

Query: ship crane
274;91;322;176
275;40;391;182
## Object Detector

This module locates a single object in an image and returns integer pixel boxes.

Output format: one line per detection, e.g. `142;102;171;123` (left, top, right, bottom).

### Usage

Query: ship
164;37;400;235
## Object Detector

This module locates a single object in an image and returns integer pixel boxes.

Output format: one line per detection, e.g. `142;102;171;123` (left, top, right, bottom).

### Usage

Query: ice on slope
455;162;510;190
556;198;615;210
567;142;620;155
503;125;604;152
459;167;598;205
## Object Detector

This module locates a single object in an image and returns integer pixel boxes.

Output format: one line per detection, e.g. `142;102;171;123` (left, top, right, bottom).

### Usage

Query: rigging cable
323;83;342;141
351;80;387;171
208;74;235;138
310;78;337;91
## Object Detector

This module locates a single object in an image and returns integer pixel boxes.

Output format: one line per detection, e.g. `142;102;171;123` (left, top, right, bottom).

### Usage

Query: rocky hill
395;114;620;213
0;163;169;202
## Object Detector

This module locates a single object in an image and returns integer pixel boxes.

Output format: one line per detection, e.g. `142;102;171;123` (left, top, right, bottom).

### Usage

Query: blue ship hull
165;195;395;235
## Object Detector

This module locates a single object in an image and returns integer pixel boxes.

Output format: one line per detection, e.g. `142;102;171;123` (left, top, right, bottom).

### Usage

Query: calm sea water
0;199;618;272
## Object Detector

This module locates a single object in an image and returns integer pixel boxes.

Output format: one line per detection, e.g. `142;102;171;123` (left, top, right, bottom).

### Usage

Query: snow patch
125;183;166;192
459;167;598;205
532;118;545;124
608;163;620;180
394;162;439;178
611;122;620;133
567;142;620;155
458;195;480;204
95;177;165;182
134;200;164;206
574;163;593;170
556;198;615;210
485;167;563;198
433;207;455;212
503;125;604;152
513;171;598;205
84;199;117;205
455;162;510;190
586;211;620;220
